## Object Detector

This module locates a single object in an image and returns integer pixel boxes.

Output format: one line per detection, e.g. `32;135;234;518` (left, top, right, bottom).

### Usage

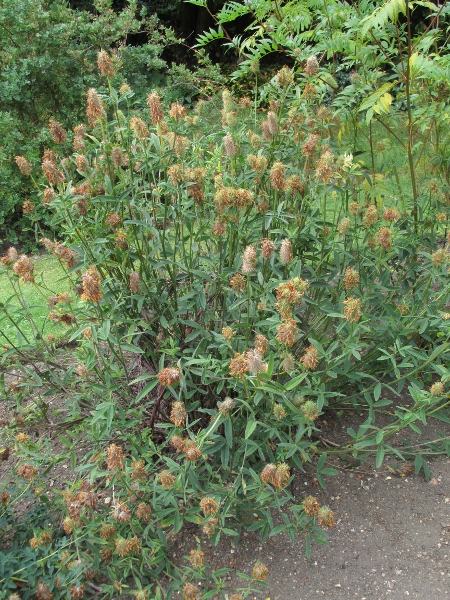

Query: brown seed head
189;549;205;568
49;119;66;143
343;268;360;290
261;238;275;260
230;273;246;291
305;55;319;75
248;154;268;173
182;583;198;600
81;267;102;303
184;441;201;462
86;88;105;127
100;524;117;541
376;227;392;249
277;319;299;347
97;50;114;77
106;444;124;471
383;208;400;222
36;581;53;600
13;254;35;283
22;199;34;214
270;161;286;191
338;217;351;236
105;212;121;228
130;271;141;294
229;352;249;378
147;91;164;124
115;228;128;250
267;111;278;135
303;495;320;517
111;147;126;167
200;496;219;515
15;156;32;175
280;238;293;265
246;348;264;375
241;244;257;274
300;344;319;370
1;246;18;265
169;101;186;121
363;206;379;227
252;561;269;581
136;502;152;521
302;134;319;157
42;160;65;185
223;133;236;157
130;459;147;481
170;401;187;426
218;397;234;416
276;65;293;87
130;117;149;139
158;470;176;489
318;506;335;528
158;367;182;387
255;334;269;356
343;297;362;323
222;326;235;341
70;584;85;600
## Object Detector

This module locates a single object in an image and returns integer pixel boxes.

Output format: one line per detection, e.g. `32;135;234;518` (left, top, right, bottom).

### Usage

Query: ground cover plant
2;0;450;598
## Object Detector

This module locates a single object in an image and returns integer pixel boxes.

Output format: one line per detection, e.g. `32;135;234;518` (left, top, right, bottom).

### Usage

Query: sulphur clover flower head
200;496;219;515
170;401;187;426
318;506;336;528
302;400;319;422
252;561;269;581
430;381;444;397
157;367;182;387
303;495;320;517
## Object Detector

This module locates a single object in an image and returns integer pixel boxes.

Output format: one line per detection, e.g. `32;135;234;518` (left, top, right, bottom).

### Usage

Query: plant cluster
2;0;450;597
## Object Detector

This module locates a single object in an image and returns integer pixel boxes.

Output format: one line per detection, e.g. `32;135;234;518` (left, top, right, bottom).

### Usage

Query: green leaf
245;420;257;439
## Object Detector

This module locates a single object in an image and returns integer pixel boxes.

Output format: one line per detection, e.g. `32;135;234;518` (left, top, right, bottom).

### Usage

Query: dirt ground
200;456;450;600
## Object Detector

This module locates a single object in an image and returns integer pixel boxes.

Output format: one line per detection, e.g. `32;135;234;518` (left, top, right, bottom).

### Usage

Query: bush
2;4;450;594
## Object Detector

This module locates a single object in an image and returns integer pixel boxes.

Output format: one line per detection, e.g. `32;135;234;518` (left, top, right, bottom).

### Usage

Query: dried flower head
302;400;319;421
432;248;448;267
111;147;126;167
229;352;249;378
69;584;85;600
97;49;114;77
300;344;319;370
201;517;219;537
1;246;18;264
86;88;105;127
349;201;360;216
219;397;234;416
42;160;65;185
230;273;246;292
15;155;32;176
111;500;131;522
261;238;275;260
81;267;102;302
343;268;360;290
16;433;29;444
318;506;335;528
130;117;149;139
248;154;268;173
246;348;264;375
158;367;182;387
241;244;257;274
105;212;121;228
36;581;53;600
276;277;310;310
13;254;35;283
282;353;296;372
252;562;269;581
273;403;286;420
280;238;293;265
22;199;34;214
261;463;277;485
222;326;235;341
119;82;131;94
136;502;152;521
255;334;269;356
169;101;186;121
130;271;141;294
115;228;128;250
189;549;205;568
184;440;201;462
343;297;362;323
338;217;351;236
107;444;124;471
277;319;299;347
48;119;66;143
100;524;117;540
130;459;147;481
305;55;319;75
223;133;237;157
147;91;164;124
276;65;293;87
267;111;278;136
270;161;285;191
316;150;334;183
170;401;187;427
200;496;219;515
182;583;198;600
18;464;38;481
376;227;392;249
383;208;400;222
430;382;444;397
303;495;320;517
363;206;379;227
302;134;319;157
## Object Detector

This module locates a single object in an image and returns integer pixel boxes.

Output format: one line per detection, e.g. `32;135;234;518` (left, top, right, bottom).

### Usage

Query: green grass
0;254;72;350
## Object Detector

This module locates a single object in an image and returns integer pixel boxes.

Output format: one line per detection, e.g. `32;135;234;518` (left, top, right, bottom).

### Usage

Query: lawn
0;254;71;350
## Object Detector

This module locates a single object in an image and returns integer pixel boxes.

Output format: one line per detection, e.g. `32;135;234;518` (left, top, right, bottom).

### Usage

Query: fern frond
194;27;226;49
360;0;406;37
